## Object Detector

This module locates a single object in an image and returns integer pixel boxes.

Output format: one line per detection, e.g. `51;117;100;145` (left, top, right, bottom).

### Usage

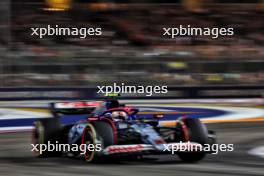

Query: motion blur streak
1;0;264;175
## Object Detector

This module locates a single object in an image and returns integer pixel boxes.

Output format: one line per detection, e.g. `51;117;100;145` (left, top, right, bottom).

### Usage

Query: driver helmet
111;111;128;122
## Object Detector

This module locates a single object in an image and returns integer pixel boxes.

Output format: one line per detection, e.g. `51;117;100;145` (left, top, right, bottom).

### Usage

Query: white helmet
111;111;128;121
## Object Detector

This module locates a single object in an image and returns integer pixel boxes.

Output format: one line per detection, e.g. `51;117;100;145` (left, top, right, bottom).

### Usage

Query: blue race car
32;98;216;163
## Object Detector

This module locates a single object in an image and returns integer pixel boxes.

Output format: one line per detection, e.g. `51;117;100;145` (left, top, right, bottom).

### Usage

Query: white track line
0;108;49;120
248;146;264;159
0;126;33;133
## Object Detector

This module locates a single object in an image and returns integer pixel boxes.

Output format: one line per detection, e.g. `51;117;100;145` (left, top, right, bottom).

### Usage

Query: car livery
32;98;216;163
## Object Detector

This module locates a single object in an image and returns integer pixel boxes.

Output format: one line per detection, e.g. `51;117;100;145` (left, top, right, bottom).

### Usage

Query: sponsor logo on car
104;144;145;154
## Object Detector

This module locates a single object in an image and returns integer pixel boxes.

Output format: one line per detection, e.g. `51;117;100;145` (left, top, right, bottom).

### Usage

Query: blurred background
0;0;263;88
0;1;264;176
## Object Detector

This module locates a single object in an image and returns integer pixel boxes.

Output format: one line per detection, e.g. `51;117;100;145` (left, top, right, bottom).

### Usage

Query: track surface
0;122;263;176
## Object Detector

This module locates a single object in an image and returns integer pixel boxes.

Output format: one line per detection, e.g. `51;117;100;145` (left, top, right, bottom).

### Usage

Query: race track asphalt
0;122;263;176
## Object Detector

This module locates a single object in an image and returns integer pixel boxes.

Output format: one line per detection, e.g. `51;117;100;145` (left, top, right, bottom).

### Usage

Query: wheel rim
81;124;97;162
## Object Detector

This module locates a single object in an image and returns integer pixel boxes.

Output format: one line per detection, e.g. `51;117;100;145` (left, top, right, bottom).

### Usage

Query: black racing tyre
91;121;115;148
82;121;115;162
178;118;208;163
32;118;61;157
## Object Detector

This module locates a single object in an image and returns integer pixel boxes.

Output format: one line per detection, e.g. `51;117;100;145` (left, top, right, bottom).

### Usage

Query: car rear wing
50;101;101;116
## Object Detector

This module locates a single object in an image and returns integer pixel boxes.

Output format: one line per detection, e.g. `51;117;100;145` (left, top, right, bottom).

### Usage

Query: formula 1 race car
32;98;216;163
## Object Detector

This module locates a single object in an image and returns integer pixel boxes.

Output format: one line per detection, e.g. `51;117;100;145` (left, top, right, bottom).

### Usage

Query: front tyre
81;121;115;162
178;118;208;163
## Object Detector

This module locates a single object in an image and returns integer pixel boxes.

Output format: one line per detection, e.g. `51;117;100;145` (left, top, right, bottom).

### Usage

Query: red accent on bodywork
154;139;166;145
180;116;190;142
106;144;143;154
87;118;99;121
59;101;101;108
81;127;91;160
85;101;102;107
107;106;135;115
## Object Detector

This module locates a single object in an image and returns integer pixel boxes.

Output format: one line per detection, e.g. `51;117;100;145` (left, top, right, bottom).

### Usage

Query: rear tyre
82;121;114;162
32;118;61;157
178;118;208;163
